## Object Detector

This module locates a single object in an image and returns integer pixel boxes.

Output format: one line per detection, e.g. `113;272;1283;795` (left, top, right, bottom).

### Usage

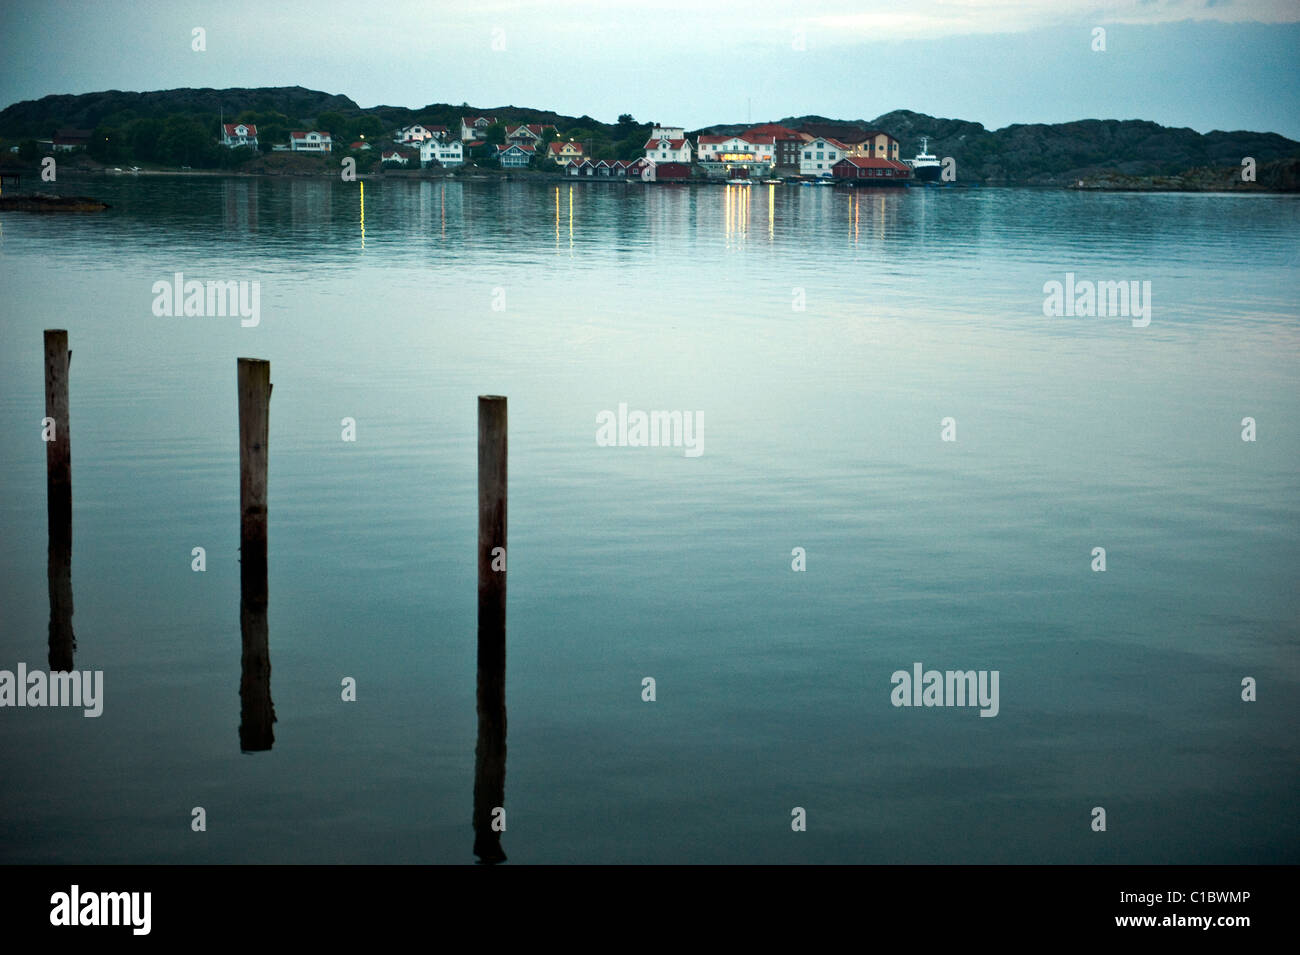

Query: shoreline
4;163;1296;193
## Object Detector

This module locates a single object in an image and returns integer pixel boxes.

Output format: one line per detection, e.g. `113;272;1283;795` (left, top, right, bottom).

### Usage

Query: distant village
225;116;918;181
28;115;925;183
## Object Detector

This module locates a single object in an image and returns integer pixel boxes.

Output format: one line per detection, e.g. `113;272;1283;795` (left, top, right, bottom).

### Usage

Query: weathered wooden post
44;330;71;495
238;358;271;592
44;330;74;671
474;395;507;863
237;358;273;751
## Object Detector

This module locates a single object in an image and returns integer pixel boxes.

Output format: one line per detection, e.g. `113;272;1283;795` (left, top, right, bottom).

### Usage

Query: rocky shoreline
1067;158;1299;192
0;192;110;211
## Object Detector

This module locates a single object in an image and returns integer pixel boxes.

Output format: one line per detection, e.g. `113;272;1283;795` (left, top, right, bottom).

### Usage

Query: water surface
1;176;1297;863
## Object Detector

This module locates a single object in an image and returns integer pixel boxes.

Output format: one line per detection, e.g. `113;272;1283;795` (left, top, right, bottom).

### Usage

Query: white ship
905;137;943;182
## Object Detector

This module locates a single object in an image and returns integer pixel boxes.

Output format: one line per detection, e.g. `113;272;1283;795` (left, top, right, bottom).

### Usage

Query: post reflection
472;641;507;863
46;479;74;672
238;557;274;752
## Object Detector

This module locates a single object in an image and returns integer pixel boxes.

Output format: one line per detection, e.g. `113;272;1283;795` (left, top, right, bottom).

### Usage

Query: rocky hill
0;87;361;137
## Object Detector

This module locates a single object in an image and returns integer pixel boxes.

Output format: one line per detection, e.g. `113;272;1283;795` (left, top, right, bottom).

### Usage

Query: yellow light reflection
359;180;365;250
724;184;732;243
768;182;774;240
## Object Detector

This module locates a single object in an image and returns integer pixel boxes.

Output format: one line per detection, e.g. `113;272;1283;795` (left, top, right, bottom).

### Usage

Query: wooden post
44;330;74;671
237;358;273;751
474;395;507;863
238;358;271;593
44;330;71;494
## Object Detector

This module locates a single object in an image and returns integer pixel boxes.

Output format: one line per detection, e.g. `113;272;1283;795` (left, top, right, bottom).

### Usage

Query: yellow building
860;131;901;161
548;141;585;165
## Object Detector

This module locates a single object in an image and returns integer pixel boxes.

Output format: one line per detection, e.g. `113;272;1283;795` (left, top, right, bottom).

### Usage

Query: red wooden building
654;162;691;181
832;156;911;183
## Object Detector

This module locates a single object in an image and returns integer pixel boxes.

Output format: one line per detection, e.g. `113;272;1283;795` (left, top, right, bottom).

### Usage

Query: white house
505;123;556;147
460;116;497;141
643;124;692;164
221;123;258;149
420;139;465;167
394;124;447;144
697;134;773;164
289;131;333;153
696;135;726;161
799;137;848;177
381;150;409;166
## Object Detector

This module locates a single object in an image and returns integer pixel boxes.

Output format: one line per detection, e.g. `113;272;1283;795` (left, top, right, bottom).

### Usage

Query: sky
0;0;1297;138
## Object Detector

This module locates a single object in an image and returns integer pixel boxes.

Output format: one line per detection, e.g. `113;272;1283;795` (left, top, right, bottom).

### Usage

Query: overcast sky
1;0;1297;137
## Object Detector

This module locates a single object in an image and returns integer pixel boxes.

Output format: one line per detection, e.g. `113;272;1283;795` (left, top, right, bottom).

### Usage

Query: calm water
1;175;1297;863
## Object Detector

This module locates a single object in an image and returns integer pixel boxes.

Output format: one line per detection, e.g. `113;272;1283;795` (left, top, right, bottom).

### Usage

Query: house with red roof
799;137;849;177
799;124;900;161
289;131;333;153
697;132;778;178
832;156;912;183
220;123;258;149
742;124;804;169
460;116;498;141
548;140;585;165
644;124;692;164
627;157;655;179
505;124;556;147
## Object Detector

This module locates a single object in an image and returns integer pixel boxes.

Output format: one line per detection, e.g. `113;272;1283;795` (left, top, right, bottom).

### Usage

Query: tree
316;110;347;134
129;118;164;163
18;139;38;161
88;126;129;163
356;114;384;139
483;122;506;146
157;116;215;167
224;145;258;167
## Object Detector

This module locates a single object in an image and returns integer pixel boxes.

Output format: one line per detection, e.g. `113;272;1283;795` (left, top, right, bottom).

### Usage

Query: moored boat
905;136;943;183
